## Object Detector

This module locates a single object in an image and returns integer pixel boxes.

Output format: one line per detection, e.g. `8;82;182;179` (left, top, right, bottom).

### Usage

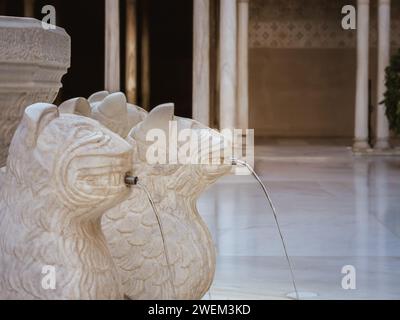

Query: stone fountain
0;16;70;166
0;16;229;300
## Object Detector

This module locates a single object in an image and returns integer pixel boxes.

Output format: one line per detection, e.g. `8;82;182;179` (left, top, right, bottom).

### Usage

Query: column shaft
219;0;237;130
24;0;35;17
126;0;137;103
193;0;210;126
105;0;120;92
354;0;370;150
237;0;249;130
141;0;151;110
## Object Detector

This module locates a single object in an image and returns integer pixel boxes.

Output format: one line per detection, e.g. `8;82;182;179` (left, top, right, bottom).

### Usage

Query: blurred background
0;0;193;118
0;0;399;142
1;0;400;300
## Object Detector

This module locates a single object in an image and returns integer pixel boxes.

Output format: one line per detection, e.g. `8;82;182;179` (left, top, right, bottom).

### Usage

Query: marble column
126;0;137;103
209;0;219;128
353;0;370;150
193;0;210;126
219;0;237;130
375;0;391;149
24;0;35;17
141;0;151;110
105;0;120;92
237;0;249;130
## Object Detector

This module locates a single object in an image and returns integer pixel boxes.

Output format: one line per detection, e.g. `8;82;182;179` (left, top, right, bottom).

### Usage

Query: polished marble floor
198;141;400;300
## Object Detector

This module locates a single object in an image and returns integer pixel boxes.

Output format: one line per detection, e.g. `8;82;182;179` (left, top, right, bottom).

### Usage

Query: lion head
127;103;232;192
59;91;147;138
7;103;133;216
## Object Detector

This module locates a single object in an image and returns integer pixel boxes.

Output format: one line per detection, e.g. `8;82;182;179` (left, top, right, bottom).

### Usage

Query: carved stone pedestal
0;17;70;166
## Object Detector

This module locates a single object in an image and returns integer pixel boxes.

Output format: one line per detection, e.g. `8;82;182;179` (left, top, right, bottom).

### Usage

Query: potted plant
381;49;400;136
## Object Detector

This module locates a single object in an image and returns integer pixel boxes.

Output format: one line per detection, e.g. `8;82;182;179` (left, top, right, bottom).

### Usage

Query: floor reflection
198;144;400;299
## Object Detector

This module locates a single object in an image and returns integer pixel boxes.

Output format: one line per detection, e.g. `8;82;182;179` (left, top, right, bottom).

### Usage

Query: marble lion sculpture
59;91;147;138
0;103;133;299
59;93;232;300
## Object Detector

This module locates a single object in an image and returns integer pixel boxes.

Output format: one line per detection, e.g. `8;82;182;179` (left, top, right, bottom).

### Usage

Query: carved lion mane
0;103;133;299
59;92;232;299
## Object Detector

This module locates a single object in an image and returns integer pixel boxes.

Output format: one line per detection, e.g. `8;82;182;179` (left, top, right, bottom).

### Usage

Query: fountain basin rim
0;15;68;36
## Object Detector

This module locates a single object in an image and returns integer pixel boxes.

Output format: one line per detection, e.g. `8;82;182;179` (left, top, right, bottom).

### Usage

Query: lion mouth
72;155;132;197
77;168;126;191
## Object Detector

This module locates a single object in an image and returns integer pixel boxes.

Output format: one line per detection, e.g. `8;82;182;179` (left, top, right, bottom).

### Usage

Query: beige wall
249;0;400;138
250;48;356;137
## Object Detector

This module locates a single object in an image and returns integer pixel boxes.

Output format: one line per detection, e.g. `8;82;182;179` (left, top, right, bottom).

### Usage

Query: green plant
381;49;400;135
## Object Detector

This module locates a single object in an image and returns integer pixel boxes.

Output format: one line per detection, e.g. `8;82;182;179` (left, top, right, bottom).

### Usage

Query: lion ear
129;103;174;140
97;92;127;117
88;90;109;104
58;97;91;116
142;103;174;131
23;103;59;147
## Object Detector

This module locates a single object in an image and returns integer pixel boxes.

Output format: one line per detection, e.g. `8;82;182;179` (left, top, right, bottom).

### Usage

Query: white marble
199;142;400;299
354;0;370;150
105;0;120;92
103;104;232;299
375;0;391;149
59;91;147;138
237;0;249;130
0;16;70;166
193;0;210;126
0;103;133;299
219;0;237;129
59;93;232;299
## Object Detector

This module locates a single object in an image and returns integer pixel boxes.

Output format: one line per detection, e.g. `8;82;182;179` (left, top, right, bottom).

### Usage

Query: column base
374;139;390;150
352;139;370;152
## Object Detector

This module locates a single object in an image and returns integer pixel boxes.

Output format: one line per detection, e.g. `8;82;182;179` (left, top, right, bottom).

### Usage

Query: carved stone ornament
59;93;232;299
0;91;230;300
0;103;133;299
0;17;71;166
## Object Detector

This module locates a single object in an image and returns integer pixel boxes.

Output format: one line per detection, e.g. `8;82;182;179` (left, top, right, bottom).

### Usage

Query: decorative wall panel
249;0;400;49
